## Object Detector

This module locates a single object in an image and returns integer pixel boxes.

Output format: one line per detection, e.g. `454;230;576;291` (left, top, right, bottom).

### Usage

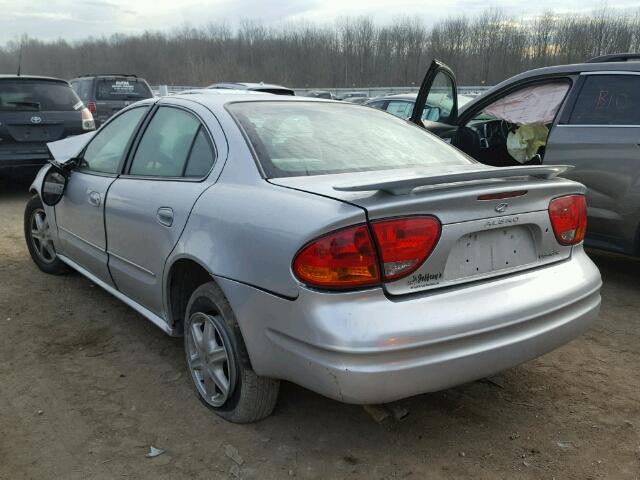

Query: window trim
561;72;640;127
120;104;217;182
75;105;151;178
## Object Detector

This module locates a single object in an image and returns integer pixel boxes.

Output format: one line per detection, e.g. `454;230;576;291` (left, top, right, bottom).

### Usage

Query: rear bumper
0;152;49;176
217;247;602;404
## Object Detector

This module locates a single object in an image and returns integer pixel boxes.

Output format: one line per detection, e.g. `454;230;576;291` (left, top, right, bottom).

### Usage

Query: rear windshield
227;101;472;178
0;81;82;112
96;79;153;100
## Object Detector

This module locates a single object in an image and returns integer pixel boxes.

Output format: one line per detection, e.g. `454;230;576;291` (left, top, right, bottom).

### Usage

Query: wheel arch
164;255;217;332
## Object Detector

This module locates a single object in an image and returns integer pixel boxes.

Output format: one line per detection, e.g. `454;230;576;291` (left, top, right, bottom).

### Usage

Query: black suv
69;74;154;127
0;75;94;179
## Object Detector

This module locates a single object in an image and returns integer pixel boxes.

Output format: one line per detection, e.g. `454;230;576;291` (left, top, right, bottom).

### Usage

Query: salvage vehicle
411;55;640;257
25;94;601;423
0;75;94;179
69;74;154;128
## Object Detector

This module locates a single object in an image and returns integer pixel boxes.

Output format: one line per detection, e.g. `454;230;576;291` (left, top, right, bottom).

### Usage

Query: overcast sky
2;0;640;44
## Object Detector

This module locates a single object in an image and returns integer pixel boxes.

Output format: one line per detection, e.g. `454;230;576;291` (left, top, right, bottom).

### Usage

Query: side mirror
41;166;69;206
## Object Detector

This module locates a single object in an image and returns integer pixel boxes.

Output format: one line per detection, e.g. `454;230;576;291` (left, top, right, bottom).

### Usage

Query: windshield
228;101;472;178
0;81;82;112
96;79;152;100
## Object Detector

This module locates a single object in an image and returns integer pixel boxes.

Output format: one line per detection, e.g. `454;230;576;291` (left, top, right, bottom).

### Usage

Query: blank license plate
444;226;538;281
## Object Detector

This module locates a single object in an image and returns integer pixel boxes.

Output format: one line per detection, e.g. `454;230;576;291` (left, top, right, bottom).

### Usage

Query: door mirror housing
41;165;69;206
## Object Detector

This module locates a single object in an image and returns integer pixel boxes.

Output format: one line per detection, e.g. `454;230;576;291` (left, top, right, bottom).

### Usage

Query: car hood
47;131;95;167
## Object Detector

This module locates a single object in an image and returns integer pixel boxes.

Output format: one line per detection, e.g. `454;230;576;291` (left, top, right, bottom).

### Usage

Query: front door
54;106;149;285
411;59;459;140
105;104;217;316
545;72;640;254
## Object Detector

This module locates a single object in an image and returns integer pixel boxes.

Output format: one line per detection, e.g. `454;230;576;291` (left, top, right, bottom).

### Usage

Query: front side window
81;107;147;174
129;107;213;178
569;74;640;126
228;101;472;178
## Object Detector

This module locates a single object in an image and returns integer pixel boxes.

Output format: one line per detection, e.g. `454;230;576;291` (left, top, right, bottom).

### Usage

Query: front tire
184;282;280;423
24;195;68;275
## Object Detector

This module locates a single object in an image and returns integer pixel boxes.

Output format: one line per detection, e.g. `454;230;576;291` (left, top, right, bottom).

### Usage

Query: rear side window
96;79;153;101
129;107;214;178
569;75;640;125
71;79;93;101
0;81;82;112
386;101;413;119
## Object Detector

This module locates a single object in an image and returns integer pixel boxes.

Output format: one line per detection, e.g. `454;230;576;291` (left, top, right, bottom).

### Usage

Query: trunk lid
270;164;585;295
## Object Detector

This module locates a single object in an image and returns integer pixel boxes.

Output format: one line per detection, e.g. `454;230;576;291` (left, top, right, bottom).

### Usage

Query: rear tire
184;282;280;423
24;195;68;275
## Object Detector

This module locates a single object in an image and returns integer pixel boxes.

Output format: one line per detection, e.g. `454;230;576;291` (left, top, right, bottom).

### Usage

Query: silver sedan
26;94;602;423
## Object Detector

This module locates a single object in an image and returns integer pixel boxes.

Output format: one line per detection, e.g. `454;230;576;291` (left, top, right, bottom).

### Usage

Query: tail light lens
292;225;380;289
81;107;96;131
87;101;97;114
548;195;587;245
371;216;441;280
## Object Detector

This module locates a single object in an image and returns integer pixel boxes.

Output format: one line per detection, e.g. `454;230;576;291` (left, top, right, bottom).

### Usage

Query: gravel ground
1;182;639;480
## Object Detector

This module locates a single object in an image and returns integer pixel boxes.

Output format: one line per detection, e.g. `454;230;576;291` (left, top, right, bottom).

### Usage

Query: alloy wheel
29;208;56;264
186;312;237;407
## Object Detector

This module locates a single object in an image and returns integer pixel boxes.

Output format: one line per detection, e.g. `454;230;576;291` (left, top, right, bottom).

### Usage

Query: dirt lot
0;181;639;480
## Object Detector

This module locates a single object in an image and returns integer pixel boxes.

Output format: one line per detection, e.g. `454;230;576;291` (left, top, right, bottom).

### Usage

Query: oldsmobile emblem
495;202;508;213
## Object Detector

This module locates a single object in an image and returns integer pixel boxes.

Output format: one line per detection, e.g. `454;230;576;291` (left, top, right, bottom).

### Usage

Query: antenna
17;39;23;76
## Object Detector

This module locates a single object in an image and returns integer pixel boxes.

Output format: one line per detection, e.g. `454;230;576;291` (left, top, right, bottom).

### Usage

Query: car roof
209;82;291;90
460;60;640;115
0;74;68;83
179;88;264;95
367;93;417;102
167;93;334;109
71;74;140;79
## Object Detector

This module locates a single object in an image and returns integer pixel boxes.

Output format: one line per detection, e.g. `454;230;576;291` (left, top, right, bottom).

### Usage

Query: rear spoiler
333;165;573;195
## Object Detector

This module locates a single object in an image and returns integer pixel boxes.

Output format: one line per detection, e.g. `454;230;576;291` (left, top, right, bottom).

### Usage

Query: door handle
156;207;174;227
88;191;101;207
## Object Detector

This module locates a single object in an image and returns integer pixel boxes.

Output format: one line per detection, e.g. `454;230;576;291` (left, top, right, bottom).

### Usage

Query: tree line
1;8;639;88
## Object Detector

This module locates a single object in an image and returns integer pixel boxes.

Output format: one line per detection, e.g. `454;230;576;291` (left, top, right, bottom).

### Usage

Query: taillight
87;101;97;114
292;225;380;289
548;195;587;246
81;107;95;131
371;216;441;280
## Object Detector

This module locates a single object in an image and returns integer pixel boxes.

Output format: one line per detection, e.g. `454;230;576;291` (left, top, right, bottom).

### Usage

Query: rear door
0;79;84;162
104;101;219;316
55;106;149;285
545;71;640;254
94;77;153;126
410;59;459;140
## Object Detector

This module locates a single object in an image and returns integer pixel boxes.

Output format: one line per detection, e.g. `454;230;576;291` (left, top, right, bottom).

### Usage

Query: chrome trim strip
57;254;177;336
556;124;640;128
108;250;156;277
58;226;104;252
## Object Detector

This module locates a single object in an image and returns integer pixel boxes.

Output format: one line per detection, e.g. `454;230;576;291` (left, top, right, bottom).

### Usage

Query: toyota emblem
30;116;42;124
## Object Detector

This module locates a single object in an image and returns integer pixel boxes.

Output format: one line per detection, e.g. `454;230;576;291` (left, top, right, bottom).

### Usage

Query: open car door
410;59;459;141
